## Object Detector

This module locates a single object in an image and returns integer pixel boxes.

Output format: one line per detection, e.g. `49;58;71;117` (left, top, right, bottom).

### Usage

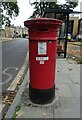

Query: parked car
22;34;28;38
76;34;82;41
25;35;29;39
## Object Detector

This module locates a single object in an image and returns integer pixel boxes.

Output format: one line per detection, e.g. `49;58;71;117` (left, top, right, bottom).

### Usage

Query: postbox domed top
24;18;62;29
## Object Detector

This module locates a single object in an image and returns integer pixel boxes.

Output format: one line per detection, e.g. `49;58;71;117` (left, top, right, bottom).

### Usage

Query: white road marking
7;52;29;91
1;67;18;85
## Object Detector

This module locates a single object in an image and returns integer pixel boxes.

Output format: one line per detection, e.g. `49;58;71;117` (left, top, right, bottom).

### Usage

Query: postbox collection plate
36;57;49;61
38;42;47;55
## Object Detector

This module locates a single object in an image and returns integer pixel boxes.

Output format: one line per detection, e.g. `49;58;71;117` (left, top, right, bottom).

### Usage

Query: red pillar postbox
24;18;62;104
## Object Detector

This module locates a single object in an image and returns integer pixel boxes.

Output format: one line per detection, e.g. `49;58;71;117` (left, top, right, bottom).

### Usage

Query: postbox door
29;40;57;90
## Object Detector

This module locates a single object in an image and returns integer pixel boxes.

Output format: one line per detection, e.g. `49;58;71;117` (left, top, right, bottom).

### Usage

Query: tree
0;1;19;26
30;1;78;18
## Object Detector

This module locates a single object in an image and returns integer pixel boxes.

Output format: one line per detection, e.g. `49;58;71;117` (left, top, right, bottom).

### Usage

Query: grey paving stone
56;64;62;70
56;69;63;74
69;64;80;73
68;83;80;97
16;106;52;118
56;63;79;74
73;64;80;69
55;74;72;84
80;74;82;84
80;65;82;74
61;68;78;74
55;83;74;97
56;61;69;67
53;97;80;118
68;73;80;84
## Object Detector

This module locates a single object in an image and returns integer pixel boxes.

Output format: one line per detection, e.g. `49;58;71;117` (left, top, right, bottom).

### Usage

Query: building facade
3;25;28;38
0;29;5;38
78;18;82;34
69;17;79;35
80;1;82;18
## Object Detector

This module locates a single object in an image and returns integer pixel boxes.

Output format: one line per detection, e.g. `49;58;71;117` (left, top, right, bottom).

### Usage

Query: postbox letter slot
38;28;48;32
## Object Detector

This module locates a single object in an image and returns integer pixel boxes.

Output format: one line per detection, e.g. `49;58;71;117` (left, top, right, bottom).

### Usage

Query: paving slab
68;73;80;84
61;67;78;74
56;83;74;97
56;59;80;74
80;74;82;84
54;97;80;118
72;64;80;71
16;106;53;118
80;65;82;74
69;83;80;97
55;74;72;84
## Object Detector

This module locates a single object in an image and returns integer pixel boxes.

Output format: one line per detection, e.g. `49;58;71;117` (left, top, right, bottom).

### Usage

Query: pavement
0;38;13;42
12;57;81;119
68;42;82;46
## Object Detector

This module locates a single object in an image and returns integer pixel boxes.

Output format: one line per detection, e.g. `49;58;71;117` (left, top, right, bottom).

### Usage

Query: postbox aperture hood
24;18;63;29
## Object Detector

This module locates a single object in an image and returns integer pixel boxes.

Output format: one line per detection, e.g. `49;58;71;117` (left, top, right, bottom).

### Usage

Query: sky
11;0;82;27
11;0;34;27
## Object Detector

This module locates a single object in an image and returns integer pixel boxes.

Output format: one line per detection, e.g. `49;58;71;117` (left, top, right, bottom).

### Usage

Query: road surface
2;38;28;92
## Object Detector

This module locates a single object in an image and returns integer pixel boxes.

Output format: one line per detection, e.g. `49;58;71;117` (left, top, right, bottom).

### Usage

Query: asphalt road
2;38;28;92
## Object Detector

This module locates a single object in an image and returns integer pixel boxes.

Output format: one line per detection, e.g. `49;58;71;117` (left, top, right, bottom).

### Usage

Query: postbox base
29;84;55;104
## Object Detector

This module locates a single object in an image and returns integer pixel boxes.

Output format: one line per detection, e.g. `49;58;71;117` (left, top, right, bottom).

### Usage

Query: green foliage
30;1;78;18
15;105;21;112
11;104;21;119
0;1;19;26
63;1;78;9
